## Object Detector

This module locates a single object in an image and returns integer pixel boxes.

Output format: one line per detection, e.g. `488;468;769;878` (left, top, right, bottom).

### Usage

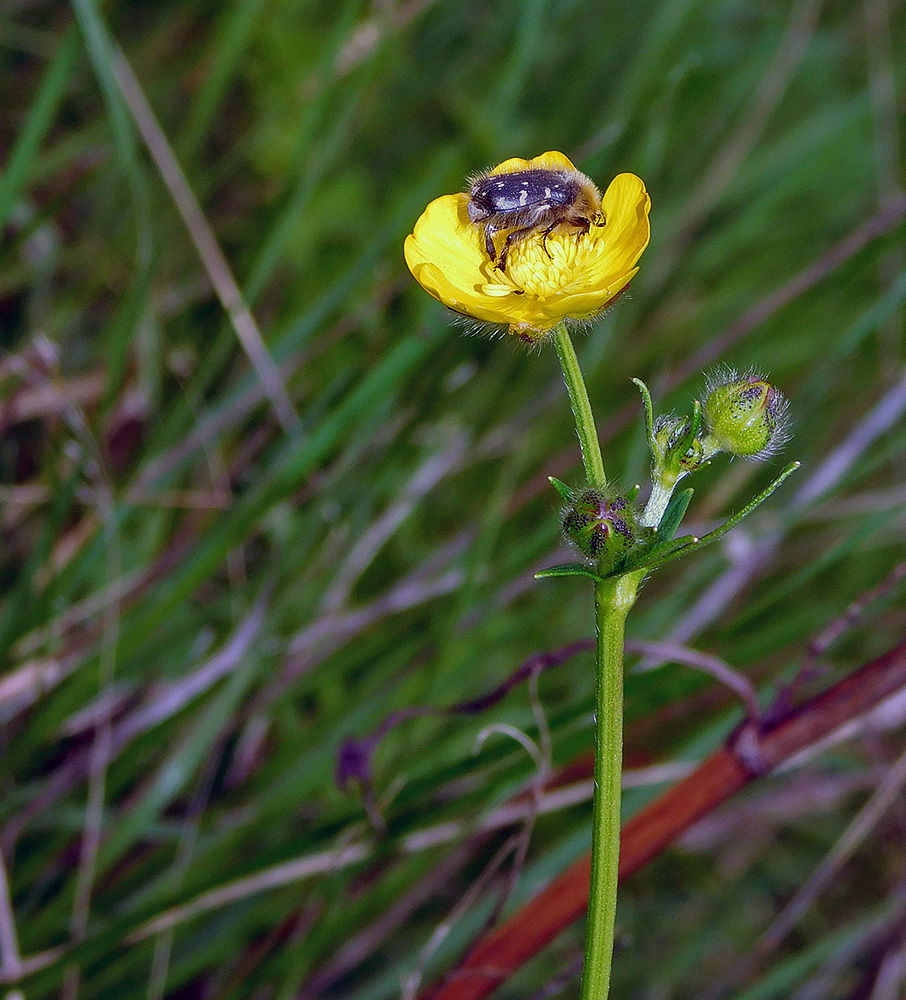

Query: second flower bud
562;489;636;567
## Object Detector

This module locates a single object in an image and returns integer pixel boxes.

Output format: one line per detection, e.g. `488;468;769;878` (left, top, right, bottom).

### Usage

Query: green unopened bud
562;489;636;565
654;413;706;485
703;370;789;459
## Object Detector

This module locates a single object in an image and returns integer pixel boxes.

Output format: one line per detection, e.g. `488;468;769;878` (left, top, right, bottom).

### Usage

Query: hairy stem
640;479;678;528
580;571;642;1000
552;324;606;487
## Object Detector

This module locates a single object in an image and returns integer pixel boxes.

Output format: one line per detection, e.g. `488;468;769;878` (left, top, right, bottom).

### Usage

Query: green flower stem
551;322;638;1000
581;570;642;1000
552;324;607;487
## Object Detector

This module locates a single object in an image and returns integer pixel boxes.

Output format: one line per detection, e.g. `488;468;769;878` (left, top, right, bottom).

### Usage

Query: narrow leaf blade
657;488;694;543
534;563;602;581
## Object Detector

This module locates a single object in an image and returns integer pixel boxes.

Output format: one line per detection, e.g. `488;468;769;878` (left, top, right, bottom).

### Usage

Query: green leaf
0;29;79;235
690;460;801;552
620;534;700;575
625;461;800;575
71;0;153;263
657;487;693;543
631;377;657;458
534;563;602;581
547;476;574;502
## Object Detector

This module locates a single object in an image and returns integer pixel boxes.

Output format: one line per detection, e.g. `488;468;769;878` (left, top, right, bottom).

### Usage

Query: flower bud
654;414;706;483
703;370;789;459
562;489;636;564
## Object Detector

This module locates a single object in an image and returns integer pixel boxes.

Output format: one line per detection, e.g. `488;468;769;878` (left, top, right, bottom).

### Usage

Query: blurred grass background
1;0;905;998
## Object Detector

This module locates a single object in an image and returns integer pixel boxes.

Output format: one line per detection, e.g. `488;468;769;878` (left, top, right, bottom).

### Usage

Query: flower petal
527;150;579;173
485;151;579;178
556;267;639;318
409;261;523;325
578;174;650;286
486;155;535;176
404;194;479;272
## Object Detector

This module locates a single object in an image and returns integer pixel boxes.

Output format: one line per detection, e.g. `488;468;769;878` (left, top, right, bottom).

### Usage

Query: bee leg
483;225;499;265
495;239;510;272
539;222;560;260
496;226;534;271
496;229;520;272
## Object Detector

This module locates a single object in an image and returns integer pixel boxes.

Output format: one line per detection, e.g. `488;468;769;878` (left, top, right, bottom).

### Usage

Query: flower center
500;226;598;299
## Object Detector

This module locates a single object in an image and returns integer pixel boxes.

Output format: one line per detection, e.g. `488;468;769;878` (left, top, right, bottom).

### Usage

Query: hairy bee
467;166;603;272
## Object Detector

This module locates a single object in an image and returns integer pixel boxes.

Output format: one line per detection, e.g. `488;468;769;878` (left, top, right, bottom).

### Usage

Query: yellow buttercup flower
404;151;651;343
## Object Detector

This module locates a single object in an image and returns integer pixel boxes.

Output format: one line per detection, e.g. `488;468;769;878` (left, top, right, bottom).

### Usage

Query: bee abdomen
468;169;579;221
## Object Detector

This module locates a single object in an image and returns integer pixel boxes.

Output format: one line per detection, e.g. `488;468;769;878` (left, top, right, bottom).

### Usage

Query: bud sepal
547;476;575;503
